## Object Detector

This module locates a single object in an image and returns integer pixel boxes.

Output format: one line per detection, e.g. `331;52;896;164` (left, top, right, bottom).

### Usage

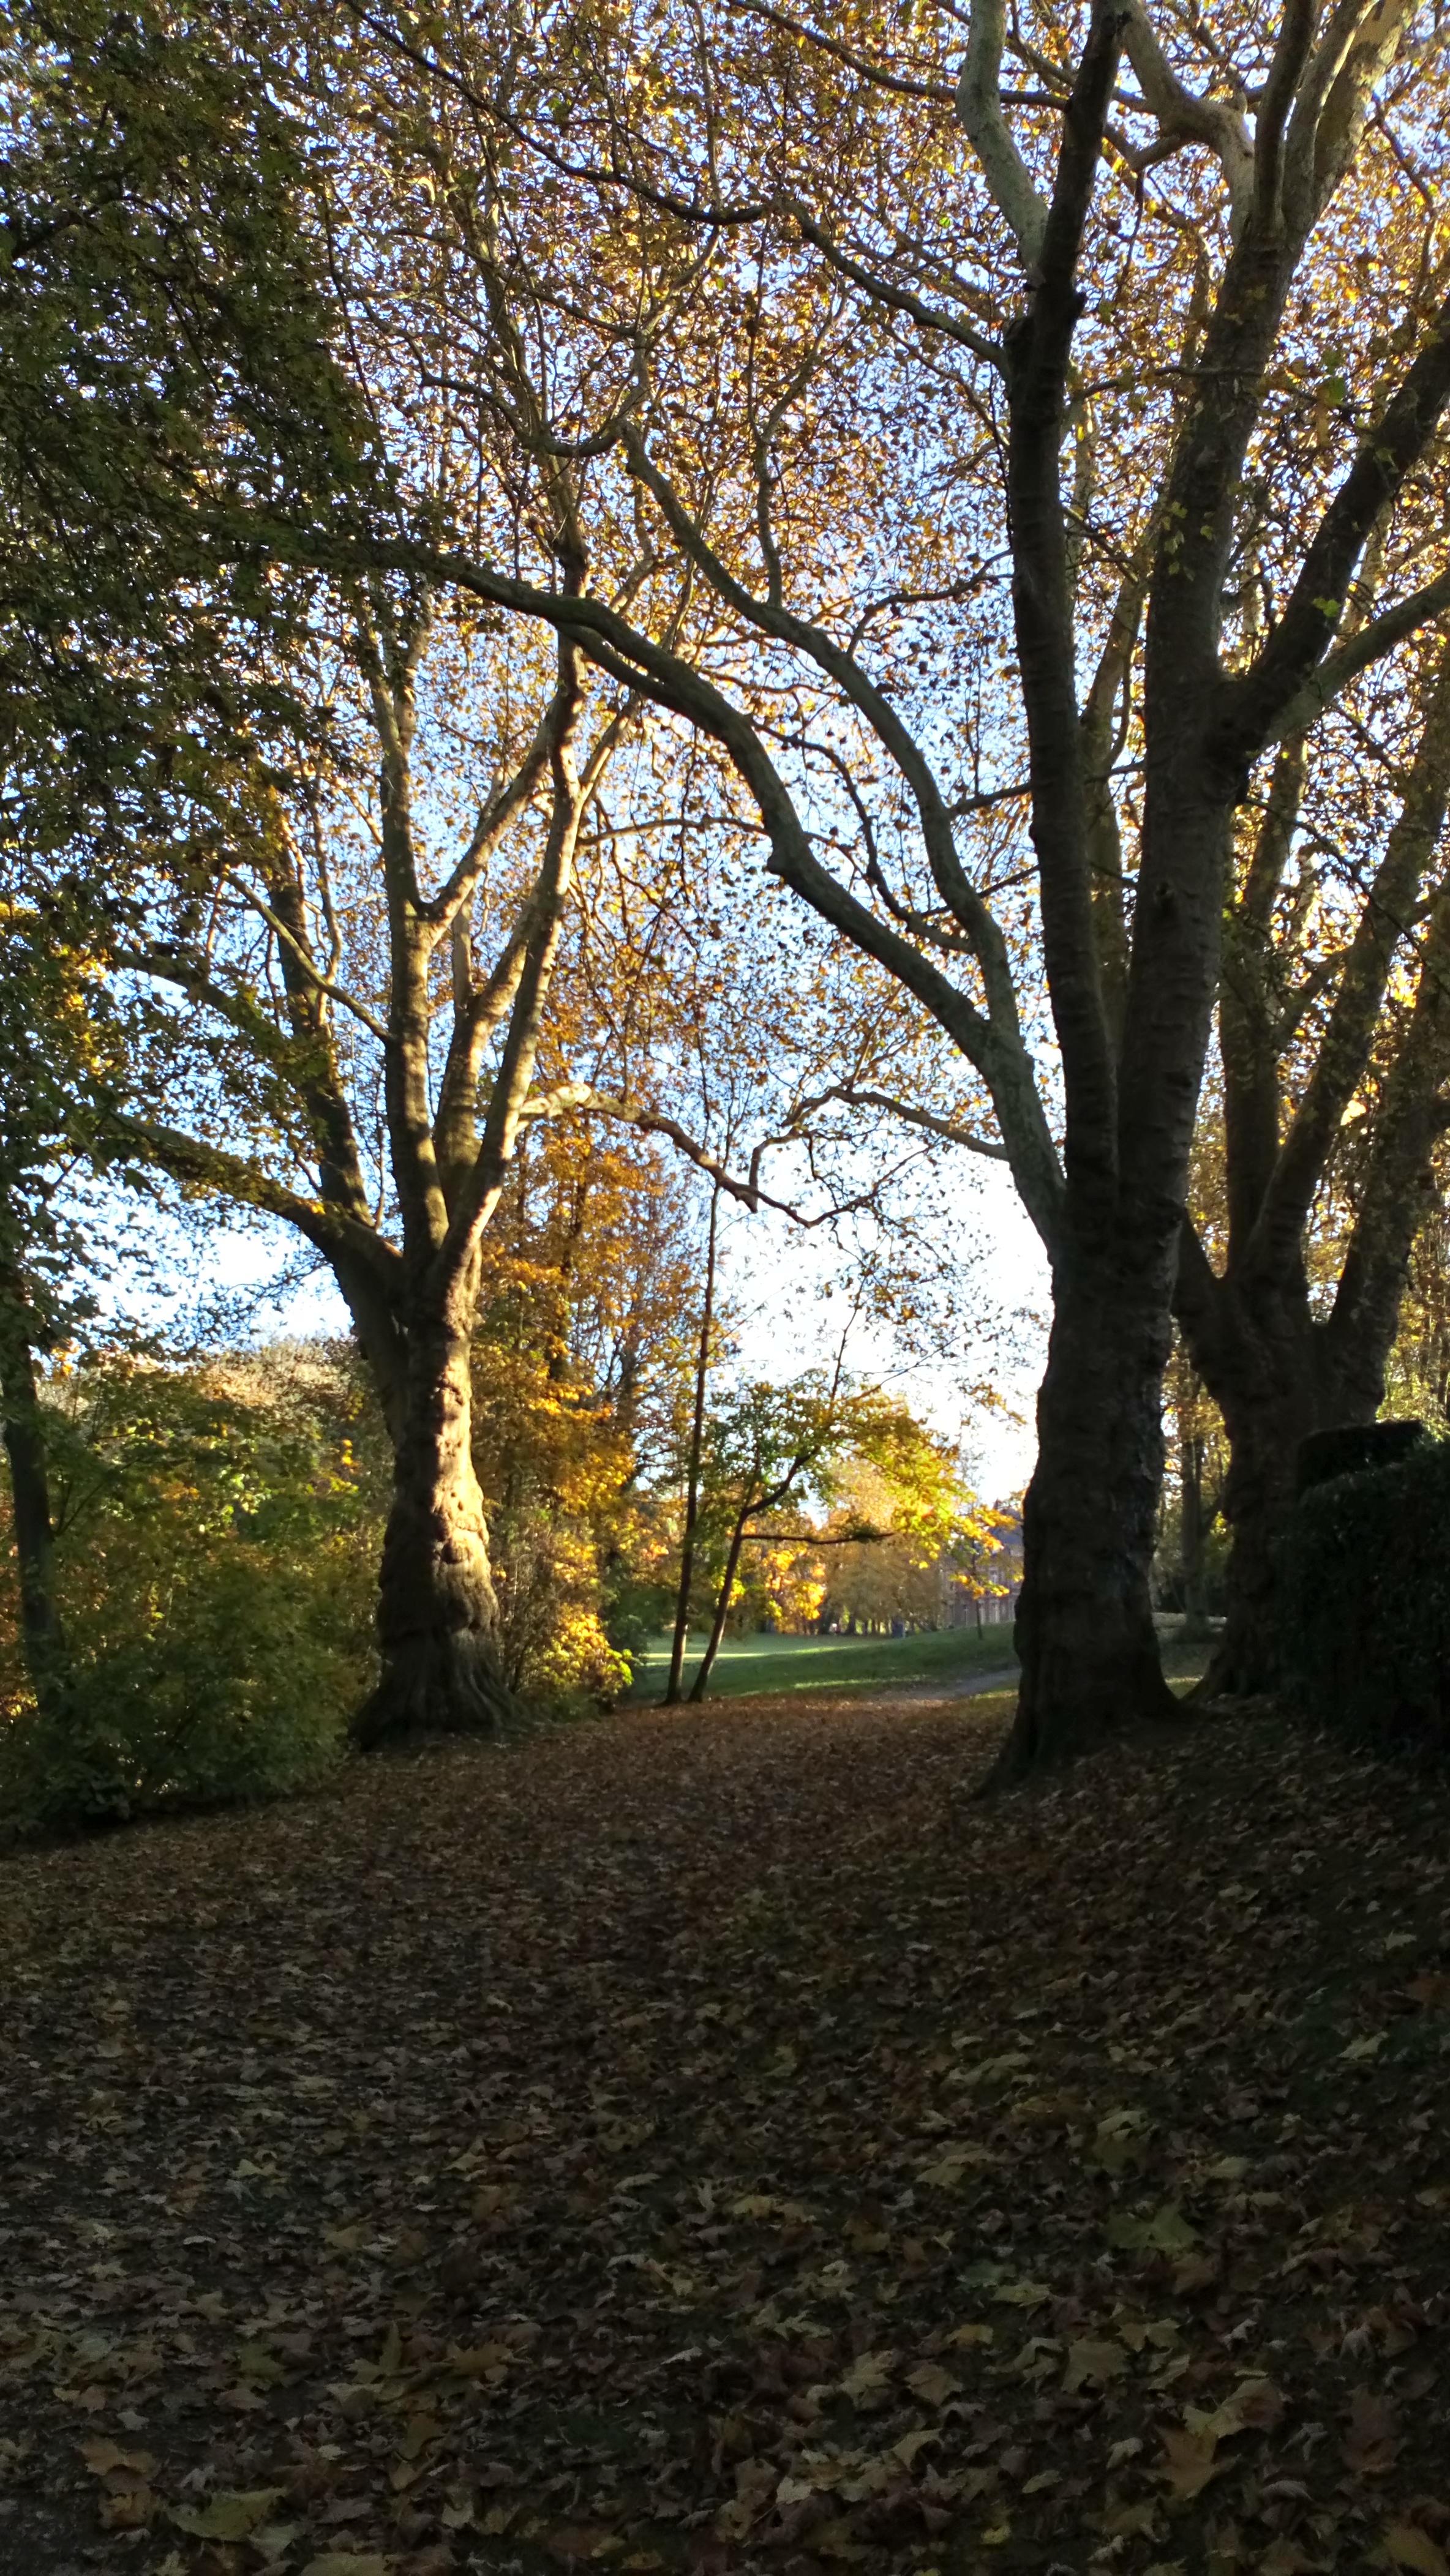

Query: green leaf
1108;2203;1198;2256
170;2489;284;2540
300;2556;393;2576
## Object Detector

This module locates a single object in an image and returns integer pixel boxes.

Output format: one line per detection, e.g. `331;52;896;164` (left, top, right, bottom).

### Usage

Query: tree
809;1445;1009;1635
6;0;967;1743
1385;1173;1450;1434
15;1;1450;1769
0;900;92;1710
211;0;1450;1775
467;1118;699;1704
1175;633;1450;1692
678;1372;971;1699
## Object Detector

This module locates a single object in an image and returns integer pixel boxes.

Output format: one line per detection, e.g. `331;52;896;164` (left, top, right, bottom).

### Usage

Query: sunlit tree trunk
666;1178;719;1704
351;1286;514;1747
687;1492;751;1705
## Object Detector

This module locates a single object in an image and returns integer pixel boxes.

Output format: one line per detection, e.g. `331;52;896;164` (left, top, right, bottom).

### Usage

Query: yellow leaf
80;2439;156;2479
396;2412;438;2462
249;2528;303;2569
301;2556;393;2576
812;2518;869;2562
1108;2204;1198;2256
918;2144;994;2187
1158;2425;1220;2502
905;2360;960;2408
893;2427;936;2469
840;2349;895;2403
1385;2530;1450;2576
100;2481;154;2530
446;2339;513;2378
170;2490;285;2541
1193;2378;1285;2441
1062;2338;1127;2394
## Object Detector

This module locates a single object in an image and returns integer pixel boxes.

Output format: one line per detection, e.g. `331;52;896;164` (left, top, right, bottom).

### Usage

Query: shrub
1280;1432;1450;1753
1;1347;381;1835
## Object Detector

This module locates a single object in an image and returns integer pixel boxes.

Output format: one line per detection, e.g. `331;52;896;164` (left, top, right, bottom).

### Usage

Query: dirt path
1;1689;1448;2576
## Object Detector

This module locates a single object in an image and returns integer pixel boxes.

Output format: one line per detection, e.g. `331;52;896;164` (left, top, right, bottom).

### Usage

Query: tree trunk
1179;1426;1208;1634
1204;1375;1317;1698
989;1242;1178;1784
351;1298;514;1748
688;1500;750;1704
0;1323;69;1713
1185;1266;1394;1701
666;1180;719;1704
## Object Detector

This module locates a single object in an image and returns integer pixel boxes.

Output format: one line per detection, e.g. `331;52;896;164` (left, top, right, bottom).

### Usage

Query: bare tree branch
955;0;1050;272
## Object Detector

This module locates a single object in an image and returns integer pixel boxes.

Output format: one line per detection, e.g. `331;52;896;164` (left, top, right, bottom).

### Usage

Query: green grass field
626;1617;1218;1705
626;1624;1018;1702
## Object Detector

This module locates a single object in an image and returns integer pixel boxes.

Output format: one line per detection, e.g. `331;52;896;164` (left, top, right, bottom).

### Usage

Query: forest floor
2;1686;1449;2576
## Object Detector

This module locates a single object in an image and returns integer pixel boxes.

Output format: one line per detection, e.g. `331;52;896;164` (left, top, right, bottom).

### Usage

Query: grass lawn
626;1623;1018;1701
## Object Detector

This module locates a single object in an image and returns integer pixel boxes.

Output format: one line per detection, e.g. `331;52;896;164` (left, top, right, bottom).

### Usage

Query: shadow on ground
2;1683;1447;2574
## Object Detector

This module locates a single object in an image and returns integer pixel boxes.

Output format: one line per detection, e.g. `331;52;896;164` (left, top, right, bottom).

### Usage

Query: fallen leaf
79;2439;157;2479
170;2489;286;2542
905;2361;960;2408
918;2145;993;2188
991;2279;1051;2309
1343;2384;1399;2477
840;2350;895;2403
1108;2204;1199;2257
1384;2531;1450;2576
546;2526;623;2563
893;2427;937;2469
1158;2425;1220;2503
300;2556;393;2576
1062;2338;1127;2395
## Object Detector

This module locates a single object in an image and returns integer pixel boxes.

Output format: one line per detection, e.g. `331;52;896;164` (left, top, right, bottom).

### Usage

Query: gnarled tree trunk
992;1232;1178;1781
1194;1278;1326;1697
351;1295;514;1749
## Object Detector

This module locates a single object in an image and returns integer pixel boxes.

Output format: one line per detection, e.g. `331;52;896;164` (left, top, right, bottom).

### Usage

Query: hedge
1280;1429;1450;1753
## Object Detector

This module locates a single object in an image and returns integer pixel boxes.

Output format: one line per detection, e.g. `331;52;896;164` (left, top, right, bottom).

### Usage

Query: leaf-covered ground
2;1689;1449;2576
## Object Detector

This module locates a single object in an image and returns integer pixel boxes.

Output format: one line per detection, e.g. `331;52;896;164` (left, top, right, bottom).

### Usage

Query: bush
1;1347;381;1835
1280;1432;1450;1753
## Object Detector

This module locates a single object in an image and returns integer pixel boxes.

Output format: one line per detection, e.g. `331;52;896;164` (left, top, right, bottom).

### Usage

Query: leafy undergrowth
1;1693;1449;2576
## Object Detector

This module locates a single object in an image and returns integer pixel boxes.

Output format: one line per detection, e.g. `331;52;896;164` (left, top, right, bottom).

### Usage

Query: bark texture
351;1309;515;1748
666;1180;719;1704
992;1235;1179;1783
1;1325;67;1707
